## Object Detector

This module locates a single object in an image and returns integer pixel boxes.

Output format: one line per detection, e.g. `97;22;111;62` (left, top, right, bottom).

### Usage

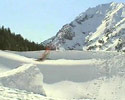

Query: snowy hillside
0;50;125;100
43;2;125;51
0;64;46;96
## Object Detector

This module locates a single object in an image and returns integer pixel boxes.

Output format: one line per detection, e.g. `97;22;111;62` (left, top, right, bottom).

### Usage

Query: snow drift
0;64;46;96
0;85;53;100
0;50;125;100
44;75;125;100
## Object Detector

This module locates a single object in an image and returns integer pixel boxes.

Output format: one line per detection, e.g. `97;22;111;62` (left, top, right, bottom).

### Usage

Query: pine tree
0;26;45;51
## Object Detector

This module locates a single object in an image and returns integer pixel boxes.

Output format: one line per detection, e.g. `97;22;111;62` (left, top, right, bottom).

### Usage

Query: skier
37;46;51;61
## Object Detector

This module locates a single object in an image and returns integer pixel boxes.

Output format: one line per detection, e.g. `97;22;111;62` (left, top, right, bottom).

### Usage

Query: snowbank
0;64;46;96
43;53;125;100
10;50;120;60
0;50;125;100
0;50;33;62
99;54;125;76
0;50;36;71
0;85;55;100
44;75;125;100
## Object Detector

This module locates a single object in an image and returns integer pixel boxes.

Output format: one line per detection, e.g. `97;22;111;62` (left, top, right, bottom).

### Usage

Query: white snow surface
0;50;125;100
0;64;46;96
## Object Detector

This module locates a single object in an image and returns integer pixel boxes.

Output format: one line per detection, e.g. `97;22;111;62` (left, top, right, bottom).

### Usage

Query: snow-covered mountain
43;2;125;51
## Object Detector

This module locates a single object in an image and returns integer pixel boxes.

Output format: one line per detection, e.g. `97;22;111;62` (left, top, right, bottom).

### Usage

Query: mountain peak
43;2;125;52
110;2;117;5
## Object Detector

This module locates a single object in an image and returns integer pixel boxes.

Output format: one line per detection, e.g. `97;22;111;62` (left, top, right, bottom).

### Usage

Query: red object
46;47;50;51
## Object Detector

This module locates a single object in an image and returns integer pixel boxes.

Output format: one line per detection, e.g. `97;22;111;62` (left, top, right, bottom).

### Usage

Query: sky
0;0;124;43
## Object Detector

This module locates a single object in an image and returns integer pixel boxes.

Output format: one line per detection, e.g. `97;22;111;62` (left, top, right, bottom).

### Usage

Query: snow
43;2;125;51
0;64;46;96
0;50;125;100
1;2;125;100
44;75;125;100
0;85;58;100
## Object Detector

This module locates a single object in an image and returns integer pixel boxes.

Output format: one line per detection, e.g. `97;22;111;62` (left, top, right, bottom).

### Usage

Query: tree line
0;26;45;51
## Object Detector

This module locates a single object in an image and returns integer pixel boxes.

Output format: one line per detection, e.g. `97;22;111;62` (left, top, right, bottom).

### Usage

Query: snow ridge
0;64;46;96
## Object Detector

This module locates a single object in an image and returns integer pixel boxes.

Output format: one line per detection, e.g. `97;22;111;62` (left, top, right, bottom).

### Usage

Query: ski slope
0;50;125;100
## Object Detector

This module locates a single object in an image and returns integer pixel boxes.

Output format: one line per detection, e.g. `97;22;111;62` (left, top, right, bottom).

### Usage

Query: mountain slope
43;2;125;51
